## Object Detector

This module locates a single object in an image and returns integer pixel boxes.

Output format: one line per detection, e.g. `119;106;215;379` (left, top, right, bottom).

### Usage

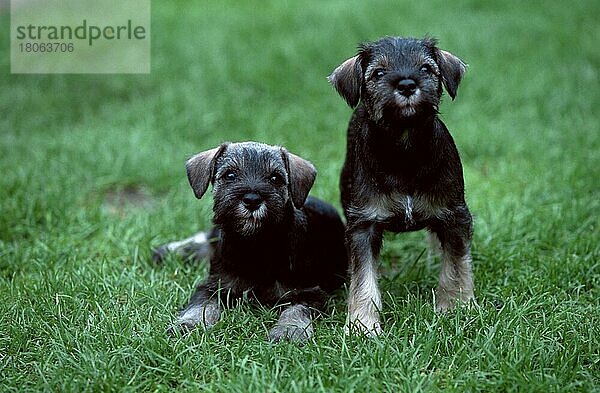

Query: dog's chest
351;192;449;231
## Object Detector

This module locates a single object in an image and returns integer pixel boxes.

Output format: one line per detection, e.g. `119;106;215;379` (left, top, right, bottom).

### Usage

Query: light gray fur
435;249;475;312
427;231;441;264
166;231;210;257
347;192;452;226
173;298;221;331
152;231;212;263
345;226;383;336
269;304;314;342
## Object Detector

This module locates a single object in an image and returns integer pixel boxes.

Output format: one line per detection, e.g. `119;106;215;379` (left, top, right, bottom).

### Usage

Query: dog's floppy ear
328;54;363;108
435;49;467;100
186;143;228;199
281;148;317;208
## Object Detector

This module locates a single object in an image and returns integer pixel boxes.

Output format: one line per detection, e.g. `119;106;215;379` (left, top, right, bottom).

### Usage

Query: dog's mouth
375;89;439;125
392;90;421;116
235;203;268;236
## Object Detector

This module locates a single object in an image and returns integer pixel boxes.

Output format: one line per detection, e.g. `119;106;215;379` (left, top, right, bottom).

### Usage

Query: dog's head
328;37;467;125
185;142;316;236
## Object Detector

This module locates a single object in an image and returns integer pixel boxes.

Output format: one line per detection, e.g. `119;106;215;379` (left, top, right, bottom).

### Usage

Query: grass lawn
1;0;599;391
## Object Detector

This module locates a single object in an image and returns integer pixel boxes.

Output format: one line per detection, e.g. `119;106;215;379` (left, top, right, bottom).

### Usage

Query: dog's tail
152;230;217;263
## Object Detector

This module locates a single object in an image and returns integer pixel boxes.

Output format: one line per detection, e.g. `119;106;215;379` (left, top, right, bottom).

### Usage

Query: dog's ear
328;54;363;108
281;148;317;208
435;49;467;100
186;143;228;199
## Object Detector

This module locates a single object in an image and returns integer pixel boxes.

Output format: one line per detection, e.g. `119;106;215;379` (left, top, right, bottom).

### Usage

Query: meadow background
1;0;598;391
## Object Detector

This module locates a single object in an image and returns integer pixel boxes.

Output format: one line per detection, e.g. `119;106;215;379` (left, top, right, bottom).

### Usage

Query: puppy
154;142;348;342
328;37;475;335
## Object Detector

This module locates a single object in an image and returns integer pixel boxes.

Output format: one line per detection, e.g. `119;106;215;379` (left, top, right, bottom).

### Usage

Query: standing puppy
154;142;347;342
328;37;475;336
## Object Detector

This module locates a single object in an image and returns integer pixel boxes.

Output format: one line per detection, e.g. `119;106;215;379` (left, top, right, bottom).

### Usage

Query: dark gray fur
328;37;475;336
154;142;347;342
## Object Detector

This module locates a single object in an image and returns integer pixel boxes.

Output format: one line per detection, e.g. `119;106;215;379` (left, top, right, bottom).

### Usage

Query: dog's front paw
345;302;382;337
167;303;221;337
166;320;197;337
344;317;382;337
269;323;313;343
167;317;218;338
435;288;476;313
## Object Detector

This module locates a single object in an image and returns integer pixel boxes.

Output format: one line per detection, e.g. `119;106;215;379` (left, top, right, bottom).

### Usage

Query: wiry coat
329;37;475;336
158;142;347;342
196;196;347;309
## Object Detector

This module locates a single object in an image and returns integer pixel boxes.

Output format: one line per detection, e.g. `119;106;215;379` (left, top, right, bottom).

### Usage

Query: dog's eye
223;170;237;181
269;173;285;186
420;64;432;73
373;68;386;79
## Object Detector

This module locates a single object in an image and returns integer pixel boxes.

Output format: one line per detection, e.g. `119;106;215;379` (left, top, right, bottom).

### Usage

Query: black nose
397;78;417;97
242;193;263;211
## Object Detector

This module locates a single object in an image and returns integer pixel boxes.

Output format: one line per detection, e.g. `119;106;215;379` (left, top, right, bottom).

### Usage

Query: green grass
1;0;599;391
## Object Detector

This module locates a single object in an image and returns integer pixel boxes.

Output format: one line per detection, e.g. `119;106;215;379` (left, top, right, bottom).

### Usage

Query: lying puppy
154;142;348;342
328;36;475;335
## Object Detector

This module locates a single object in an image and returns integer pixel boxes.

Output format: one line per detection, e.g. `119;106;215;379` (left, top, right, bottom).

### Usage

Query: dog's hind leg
152;230;216;263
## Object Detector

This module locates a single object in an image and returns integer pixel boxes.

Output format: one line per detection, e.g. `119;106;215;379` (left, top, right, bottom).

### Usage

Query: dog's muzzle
242;192;263;211
229;192;268;236
397;78;417;97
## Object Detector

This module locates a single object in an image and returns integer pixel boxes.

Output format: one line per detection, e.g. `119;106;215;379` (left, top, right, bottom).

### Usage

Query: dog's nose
242;193;263;211
397;78;417;97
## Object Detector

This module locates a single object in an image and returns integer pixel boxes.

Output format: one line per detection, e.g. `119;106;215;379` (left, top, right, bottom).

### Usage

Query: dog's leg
434;209;475;312
345;224;383;336
269;304;314;343
168;282;222;335
152;231;211;263
427;231;442;265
